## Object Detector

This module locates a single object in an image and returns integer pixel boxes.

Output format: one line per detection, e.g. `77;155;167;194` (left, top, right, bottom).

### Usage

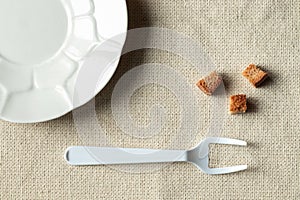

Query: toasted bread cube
242;64;268;87
196;71;222;95
230;94;247;114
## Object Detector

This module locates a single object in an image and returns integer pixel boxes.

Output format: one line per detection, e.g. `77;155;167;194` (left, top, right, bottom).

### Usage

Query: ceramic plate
0;0;128;123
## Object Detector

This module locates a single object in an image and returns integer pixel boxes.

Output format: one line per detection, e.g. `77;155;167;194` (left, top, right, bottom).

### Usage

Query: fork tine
205;137;247;146
205;165;248;175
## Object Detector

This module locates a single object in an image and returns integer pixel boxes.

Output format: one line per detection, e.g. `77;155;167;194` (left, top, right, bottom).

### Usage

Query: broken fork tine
204;137;247;146
204;165;248;175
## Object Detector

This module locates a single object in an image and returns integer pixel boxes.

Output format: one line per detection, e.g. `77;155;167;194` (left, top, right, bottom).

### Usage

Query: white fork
65;137;247;175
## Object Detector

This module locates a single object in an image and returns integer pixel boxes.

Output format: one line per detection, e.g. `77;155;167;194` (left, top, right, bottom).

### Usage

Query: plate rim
0;0;128;123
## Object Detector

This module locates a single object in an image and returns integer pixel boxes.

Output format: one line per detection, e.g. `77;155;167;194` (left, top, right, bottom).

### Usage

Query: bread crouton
196;71;222;95
230;94;247;114
242;64;268;87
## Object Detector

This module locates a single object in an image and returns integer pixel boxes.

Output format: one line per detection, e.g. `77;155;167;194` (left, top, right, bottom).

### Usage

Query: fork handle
65;146;187;165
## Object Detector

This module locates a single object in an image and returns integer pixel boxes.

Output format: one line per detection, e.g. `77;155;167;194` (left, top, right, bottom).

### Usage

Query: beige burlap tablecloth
1;0;300;199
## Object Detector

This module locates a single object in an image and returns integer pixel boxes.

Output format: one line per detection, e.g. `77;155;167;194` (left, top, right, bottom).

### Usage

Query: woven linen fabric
1;0;300;199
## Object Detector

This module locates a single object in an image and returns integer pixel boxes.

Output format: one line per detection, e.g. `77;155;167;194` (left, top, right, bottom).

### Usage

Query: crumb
230;94;247;114
242;64;268;87
196;71;222;95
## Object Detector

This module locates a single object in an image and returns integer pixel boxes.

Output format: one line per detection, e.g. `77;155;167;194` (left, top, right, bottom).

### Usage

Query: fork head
187;137;247;175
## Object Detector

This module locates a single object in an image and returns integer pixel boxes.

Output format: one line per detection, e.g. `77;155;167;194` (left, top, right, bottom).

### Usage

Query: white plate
0;0;128;123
